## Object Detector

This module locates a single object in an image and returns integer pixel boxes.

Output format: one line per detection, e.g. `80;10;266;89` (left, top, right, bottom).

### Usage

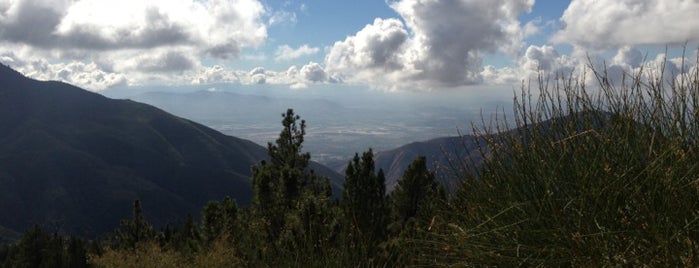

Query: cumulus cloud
482;44;580;85
521;45;577;76
325;0;534;90
0;0;268;90
613;46;644;68
274;44;320;61
247;67;267;84
481;44;698;93
191;65;240;84
300;61;326;82
552;0;699;50
188;62;333;89
1;52;127;89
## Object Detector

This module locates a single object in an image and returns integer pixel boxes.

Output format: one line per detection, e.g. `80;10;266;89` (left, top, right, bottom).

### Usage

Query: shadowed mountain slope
0;64;341;237
371;136;486;192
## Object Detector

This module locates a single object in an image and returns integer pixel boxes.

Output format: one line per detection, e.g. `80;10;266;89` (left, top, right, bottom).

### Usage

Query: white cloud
481;44;698;93
613;46;643;68
481;65;520;85
0;0;268;90
274;44;320;61
552;0;699;50
325;0;534;91
268;9;297;26
1;52;128;90
187;62;333;89
520;45;577;76
191;65;240;84
250;73;266;84
300;61;326;82
481;45;581;85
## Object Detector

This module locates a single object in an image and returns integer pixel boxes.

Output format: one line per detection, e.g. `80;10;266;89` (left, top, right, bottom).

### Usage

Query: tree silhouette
342;149;389;256
391;156;445;229
116;199;154;249
251;109;331;239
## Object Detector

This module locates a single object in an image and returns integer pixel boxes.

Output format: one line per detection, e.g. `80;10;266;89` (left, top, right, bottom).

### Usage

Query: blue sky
0;0;697;92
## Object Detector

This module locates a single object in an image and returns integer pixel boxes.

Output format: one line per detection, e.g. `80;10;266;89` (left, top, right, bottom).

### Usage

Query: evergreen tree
116;199;154;249
251;109;330;237
176;214;201;253
66;236;88;268
341;149;389;256
4;225;89;268
17;225;51;268
391;156;446;229
201;196;238;242
249;109;337;264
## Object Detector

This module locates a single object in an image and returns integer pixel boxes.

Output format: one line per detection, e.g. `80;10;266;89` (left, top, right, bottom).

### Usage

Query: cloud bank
0;0;267;89
552;0;699;50
482;0;698;87
325;0;535;90
0;0;696;92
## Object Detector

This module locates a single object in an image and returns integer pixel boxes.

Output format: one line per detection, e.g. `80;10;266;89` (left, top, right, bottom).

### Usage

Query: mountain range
0;62;496;239
129;89;499;192
0;64;341;237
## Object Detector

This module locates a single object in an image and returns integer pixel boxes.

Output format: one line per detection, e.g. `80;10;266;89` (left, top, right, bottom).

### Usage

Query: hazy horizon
105;82;514;165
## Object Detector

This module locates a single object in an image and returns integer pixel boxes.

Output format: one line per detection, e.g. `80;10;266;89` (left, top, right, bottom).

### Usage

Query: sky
0;0;697;92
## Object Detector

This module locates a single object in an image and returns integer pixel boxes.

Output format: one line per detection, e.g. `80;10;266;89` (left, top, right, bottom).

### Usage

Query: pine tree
341;149;389;256
201;196;238;242
17;225;50;268
176;213;201;253
249;109;336;263
391;156;445;229
66;236;88;268
251;109;331;232
116;199;154;249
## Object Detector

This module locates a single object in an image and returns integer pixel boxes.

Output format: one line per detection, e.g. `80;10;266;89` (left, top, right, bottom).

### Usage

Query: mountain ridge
0;64;341;237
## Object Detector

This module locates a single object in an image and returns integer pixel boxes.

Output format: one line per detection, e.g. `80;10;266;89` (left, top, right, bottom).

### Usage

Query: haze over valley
113;84;511;166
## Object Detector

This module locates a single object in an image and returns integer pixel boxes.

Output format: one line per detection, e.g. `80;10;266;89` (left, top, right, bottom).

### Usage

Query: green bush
419;56;699;266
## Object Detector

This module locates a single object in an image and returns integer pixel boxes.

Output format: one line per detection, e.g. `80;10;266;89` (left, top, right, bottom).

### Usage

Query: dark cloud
205;41;240;60
135;51;195;73
0;0;66;47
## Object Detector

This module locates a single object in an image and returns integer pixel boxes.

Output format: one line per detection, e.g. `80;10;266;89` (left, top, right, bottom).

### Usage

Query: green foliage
341;149;389;261
0;225;89;268
417;56;699;266
391;156;446;230
383;156;447;266
201;196;238;243
246;108;341;265
116;199;155;249
251;109;331;237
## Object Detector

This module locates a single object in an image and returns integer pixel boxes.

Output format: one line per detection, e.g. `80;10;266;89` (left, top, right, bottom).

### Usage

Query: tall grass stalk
420;55;699;266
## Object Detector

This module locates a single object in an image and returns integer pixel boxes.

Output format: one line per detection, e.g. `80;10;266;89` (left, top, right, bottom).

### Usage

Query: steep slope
371;136;486;192
0;64;341;237
366;112;616;192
